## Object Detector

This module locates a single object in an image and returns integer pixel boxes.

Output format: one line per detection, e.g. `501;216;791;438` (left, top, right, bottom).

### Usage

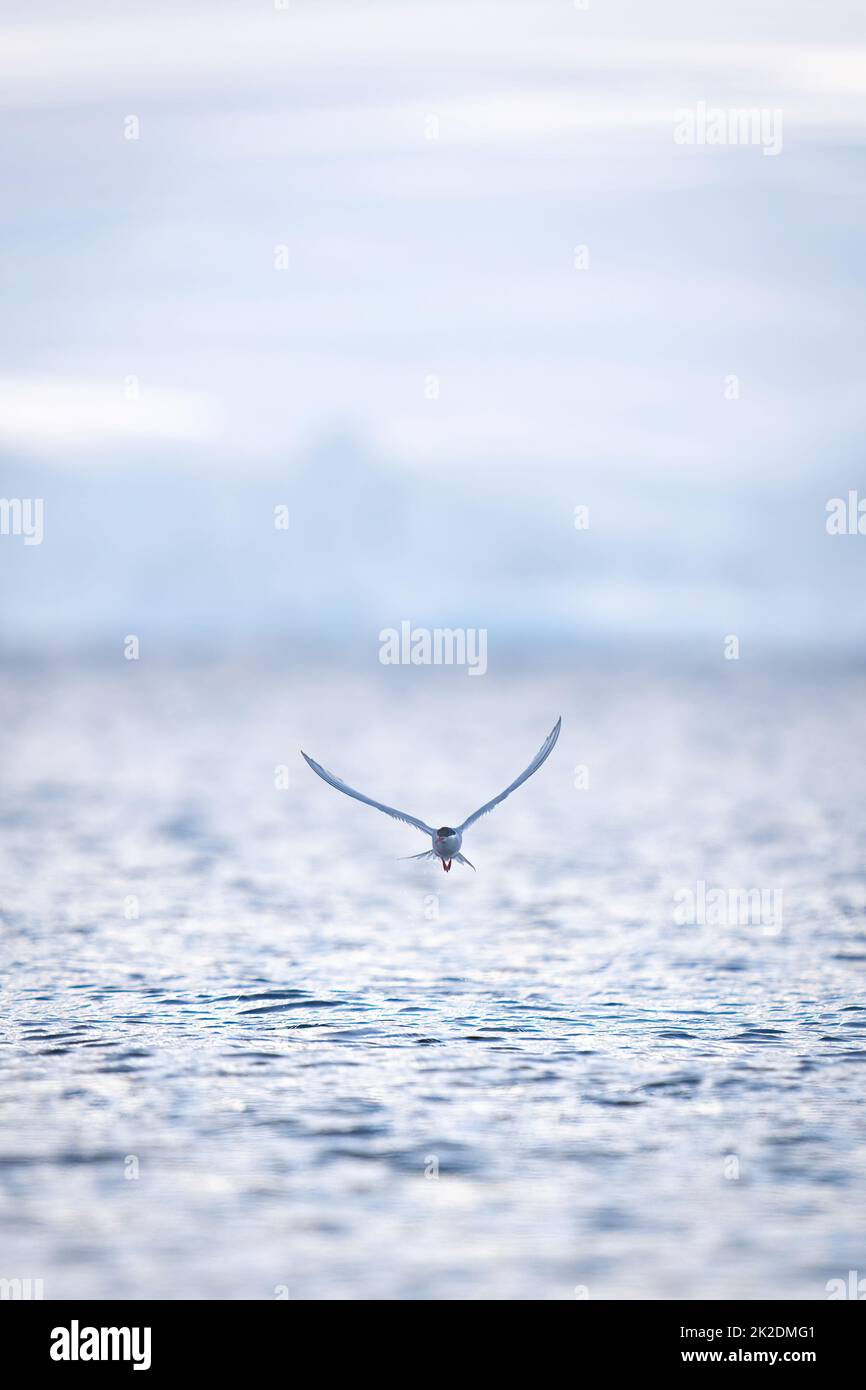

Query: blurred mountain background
1;0;865;658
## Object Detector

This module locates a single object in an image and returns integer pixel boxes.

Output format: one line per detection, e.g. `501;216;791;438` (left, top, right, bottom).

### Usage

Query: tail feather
454;852;476;871
400;850;436;862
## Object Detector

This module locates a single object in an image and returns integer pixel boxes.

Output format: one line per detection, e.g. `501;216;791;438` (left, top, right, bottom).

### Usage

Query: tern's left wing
457;717;561;832
301;751;435;836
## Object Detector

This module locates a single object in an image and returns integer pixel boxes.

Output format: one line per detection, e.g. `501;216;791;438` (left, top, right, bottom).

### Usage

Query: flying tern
301;716;561;871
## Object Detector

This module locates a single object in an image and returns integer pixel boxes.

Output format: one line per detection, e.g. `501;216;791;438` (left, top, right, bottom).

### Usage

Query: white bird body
301;716;561;872
434;829;462;861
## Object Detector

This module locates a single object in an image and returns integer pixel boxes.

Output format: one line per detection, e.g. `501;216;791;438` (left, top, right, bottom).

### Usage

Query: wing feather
301;752;435;837
458;717;561;832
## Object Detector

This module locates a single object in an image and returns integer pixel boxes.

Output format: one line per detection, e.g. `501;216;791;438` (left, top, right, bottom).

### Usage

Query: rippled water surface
2;662;866;1299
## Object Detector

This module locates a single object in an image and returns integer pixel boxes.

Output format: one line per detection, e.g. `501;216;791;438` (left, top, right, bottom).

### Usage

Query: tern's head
436;826;456;838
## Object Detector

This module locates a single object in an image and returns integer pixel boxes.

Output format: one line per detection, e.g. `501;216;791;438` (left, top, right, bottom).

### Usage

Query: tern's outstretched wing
458;717;561;832
301;751;435;836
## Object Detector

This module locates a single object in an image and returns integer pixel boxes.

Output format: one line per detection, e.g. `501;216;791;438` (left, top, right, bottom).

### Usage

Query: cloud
0;378;221;452
1;3;865;140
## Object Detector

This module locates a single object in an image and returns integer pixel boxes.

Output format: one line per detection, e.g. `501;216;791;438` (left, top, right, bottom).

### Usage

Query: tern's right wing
301;751;435;837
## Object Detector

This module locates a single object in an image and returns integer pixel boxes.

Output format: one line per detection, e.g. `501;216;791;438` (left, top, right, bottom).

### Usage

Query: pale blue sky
1;1;865;653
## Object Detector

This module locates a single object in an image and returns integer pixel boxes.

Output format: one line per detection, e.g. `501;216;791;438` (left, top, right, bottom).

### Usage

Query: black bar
5;1299;862;1375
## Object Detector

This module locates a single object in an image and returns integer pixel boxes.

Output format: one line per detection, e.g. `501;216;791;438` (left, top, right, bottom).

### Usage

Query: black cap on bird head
436;826;456;837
